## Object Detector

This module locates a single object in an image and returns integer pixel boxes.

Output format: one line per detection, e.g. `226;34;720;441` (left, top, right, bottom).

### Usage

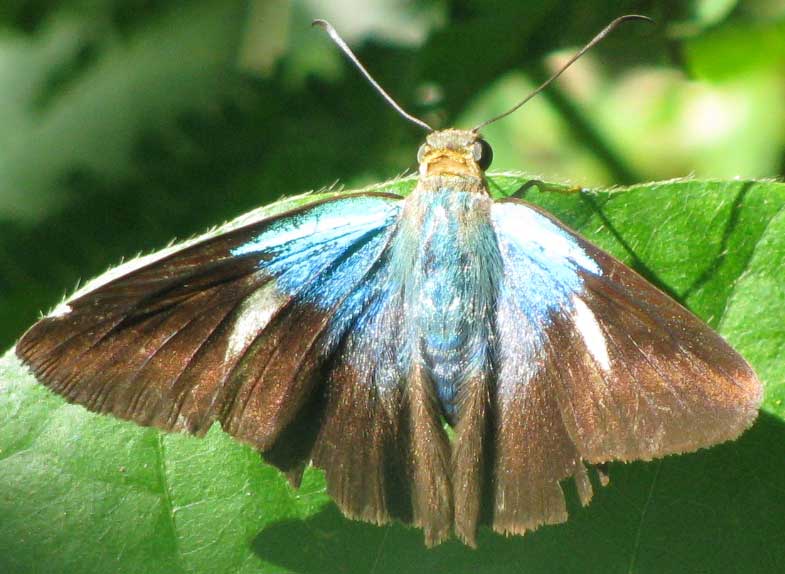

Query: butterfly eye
472;139;493;171
417;144;428;164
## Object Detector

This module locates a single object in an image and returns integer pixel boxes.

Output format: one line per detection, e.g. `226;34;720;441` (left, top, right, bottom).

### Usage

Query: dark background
2;0;784;348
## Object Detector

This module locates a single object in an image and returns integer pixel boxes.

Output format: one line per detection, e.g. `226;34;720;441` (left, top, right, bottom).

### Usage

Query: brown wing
308;276;453;546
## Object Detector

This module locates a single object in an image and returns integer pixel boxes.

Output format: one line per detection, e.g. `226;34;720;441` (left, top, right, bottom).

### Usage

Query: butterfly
15;16;762;548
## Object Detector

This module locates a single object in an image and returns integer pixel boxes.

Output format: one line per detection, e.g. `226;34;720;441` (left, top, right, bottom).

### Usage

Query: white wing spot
225;283;288;361
572;296;611;371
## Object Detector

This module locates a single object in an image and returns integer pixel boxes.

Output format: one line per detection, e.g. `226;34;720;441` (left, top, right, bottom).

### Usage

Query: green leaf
2;175;784;574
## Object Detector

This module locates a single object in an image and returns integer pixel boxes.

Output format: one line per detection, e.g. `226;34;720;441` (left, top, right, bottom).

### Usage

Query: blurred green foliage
1;1;785;572
2;0;785;350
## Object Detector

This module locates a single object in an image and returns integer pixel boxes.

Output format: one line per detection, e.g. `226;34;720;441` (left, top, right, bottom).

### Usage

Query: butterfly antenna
472;14;654;132
313;19;434;132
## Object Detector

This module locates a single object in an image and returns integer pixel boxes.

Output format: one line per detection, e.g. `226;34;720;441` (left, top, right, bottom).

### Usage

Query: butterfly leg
508;179;584;199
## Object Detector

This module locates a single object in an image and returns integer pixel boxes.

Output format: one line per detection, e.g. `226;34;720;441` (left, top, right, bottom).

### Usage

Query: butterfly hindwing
487;197;761;536
310;239;415;525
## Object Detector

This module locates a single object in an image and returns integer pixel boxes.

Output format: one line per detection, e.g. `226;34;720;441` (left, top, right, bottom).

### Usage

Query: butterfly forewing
16;192;403;442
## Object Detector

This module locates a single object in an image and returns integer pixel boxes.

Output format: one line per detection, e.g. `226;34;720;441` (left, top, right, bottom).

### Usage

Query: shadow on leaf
252;412;785;574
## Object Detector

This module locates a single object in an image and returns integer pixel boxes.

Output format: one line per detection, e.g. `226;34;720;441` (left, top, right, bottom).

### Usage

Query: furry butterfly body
16;128;762;547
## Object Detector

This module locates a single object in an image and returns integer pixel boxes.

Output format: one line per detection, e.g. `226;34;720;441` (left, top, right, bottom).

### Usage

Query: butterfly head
417;129;493;179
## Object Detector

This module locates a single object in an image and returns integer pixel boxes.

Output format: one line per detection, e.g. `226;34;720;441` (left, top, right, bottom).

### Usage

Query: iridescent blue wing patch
486;197;761;536
16;192;403;471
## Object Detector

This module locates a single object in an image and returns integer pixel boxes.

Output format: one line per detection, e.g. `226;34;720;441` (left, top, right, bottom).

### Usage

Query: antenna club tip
619;14;656;25
311;19;330;30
